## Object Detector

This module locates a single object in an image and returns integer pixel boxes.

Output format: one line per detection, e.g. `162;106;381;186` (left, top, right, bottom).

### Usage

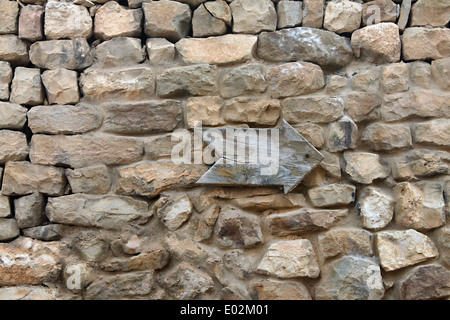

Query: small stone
282;97;345;124
128;0;151;9
358;187;394;230
361;123;413;152
294;124;324;149
351;23;401;64
164;233;209;263
164;263;214;300
0;0;19;34
400;265;450;300
382;62;409;94
219;64;267;99
252;280;311;300
413;119;450;147
192;4;226;37
30;38;93;70
376;229;439;271
394;182;445;231
193;204;220;242
302;0;324;28
437;227;450;267
256;239;320;279
223;250;252;279
215;208;262;249
41;69;80;105
315;256;384;300
267;62;324;98
344;92;381;123
44;1;93;39
327;117;358;152
0;131;28;165
277;0;302;29
27;104;101;135
319;151;341;178
176;34;257;66
157;195;193;231
0;195;10;218
224;97;280;126
147;38;175;65
431;57;450;91
411;0;450;27
142;1;190;42
0;35;29;66
93;37;145;68
397;0;412;31
405;149;450;178
0;219;20;241
0;61;12;100
156;64;217;97
18;5;44;41
66;165;111;194
362;0;399;26
0;102;27;129
10;67;44;106
308;183;356;208
324;0;363;34
22;224;62;241
94;1;142;40
14;193;46;229
350;66;381;92
144;134;187;160
122;235;143;255
100;249;170;272
230;0;277;34
318;229;373;259
341;152;391;184
204;0;232;26
402;27;450;61
232;194;307;212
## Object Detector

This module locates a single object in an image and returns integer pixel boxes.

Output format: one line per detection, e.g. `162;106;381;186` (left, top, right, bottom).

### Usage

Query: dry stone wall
0;0;449;300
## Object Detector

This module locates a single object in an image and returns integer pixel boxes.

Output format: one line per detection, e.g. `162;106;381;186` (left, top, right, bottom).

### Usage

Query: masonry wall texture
0;0;449;300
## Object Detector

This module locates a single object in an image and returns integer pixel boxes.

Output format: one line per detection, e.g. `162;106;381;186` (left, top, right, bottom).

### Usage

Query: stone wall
0;0;449;300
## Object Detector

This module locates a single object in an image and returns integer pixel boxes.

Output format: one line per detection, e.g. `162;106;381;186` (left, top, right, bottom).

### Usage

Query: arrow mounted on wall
196;120;324;193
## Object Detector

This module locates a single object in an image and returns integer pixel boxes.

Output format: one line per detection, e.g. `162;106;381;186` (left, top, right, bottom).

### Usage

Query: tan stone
412;119;450;147
232;193;306;211
18;5;44;41
10;67;44;106
361;123;413;152
318;229;373;259
324;0;362;34
319;151;341;178
350;65;381;92
219;64;267;99
0;0;19;34
411;0;450;27
252;280;311;300
0;35;29;66
282;97;345;124
0;102;27;129
405;149;450;178
397;0;412;31
302;0;324;28
164;263;214;300
402;27;450;61
0;130;29;164
358;187;394;230
66;165;111;194
156;195;193;231
186;96;224;128
44;1;92;39
0;61;12;100
344;92;381;122
41;69;80;105
224;97;280;126
193;204;220;242
147;38;175;65
308;183;356;208
431;57;450;91
382;62;409;93
100;249;170;272
326;75;348;94
0;286;60;300
410;61;431;89
230;0;277;34
277;0;302;29
205;0;232;26
144;134;189;161
176;34;257;65
341;152;391;184
294;124;324;149
192;4;227;37
93;37;145;68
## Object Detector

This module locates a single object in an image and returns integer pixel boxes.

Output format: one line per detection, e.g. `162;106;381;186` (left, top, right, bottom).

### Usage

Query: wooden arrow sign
196;120;324;193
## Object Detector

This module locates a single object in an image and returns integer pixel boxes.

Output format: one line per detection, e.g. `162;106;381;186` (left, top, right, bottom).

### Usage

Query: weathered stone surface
176;34;257;65
397;0;412;31
0;102;27;129
29;38;93;70
277;0;302;29
394;182;445;231
115;161;207;198
14;193;46;229
192;4;226;37
0;219;20;241
100;249;170;272
267;62;324;98
350;66;381;92
257;27;353;69
362;0;399;26
86;271;153;300
402;27;450;61
10;67;44;106
156;64;217;97
144;134;188;161
80;65;155;102
381;92;450;122
205;0;231;26
344;92;381;123
327;117;358;152
256;239;320;279
404;149;450;178
74;235;109;262
102;100;182;134
342;152;391;184
0;195;10;218
0;238;62;285
324;0;362;34
30;134;143;168
302;0;324;28
94;1;142;40
319;151;341;178
147;38;175;65
219;64;267;99
0;35;29;65
22;224;62;241
223;249;252;279
0;286;59;300
382;62;409;93
308;183;356;208
282;97;345;124
294;124;324;149
358;187;394;230
326;75;347;94
41;69;80;105
44;1;93;40
268;208;348;236
361;123;413;152
143;1;190;41
47;194;152;230
0;130;29;164
0;0;19;34
193;204;220;242
351;23;401;64
18;5;44;41
186;96;224;128
432;57;450;91
0;61;12;100
66;165;111;195
252;279;311;300
410;61;431;89
1;161;65;196
215;208;262;249
164;263;214;300
93;37;145;68
437;226;450;267
230;0;277;34
400;265;450;300
156;195;193;231
224;97;280;126
411;0;450;27
315;256;384;300
232;193;306;211
319;229;373;259
27;104;101;135
376;229;439;271
412;119;450;147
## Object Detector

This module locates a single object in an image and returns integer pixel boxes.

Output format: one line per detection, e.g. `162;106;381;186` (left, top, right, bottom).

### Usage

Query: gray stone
223;250;252;279
219;64;267;99
0;35;29;66
44;1;93;39
402;27;450;61
382;62;409;94
0;102;27;129
230;0;277;34
14;193;46;229
93;37;145;68
22;224;62;241
432;57;450;91
0;219;19;241
277;0;302;29
405;149;450;178
74;235;109;262
319;151;341;178
319;229;373;259
0;194;10;218
144;134;187;160
344;92;381;123
302;0;324;28
400;265;450;300
41;69;80;105
308;183;356;208
193;204;220;242
0;130;29;164
157;195;193;231
0;0;19;34
18;5;44;41
192;4;226;37
66;165;111;195
327;117;358;152
164;263;214;300
146;38;175;65
341;152;391;184
358;188;394;230
361;123;413;152
410;61;432;89
350;66;381;92
204;0;232;26
10;67;44;106
282;97;345;124
0;61;12;101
